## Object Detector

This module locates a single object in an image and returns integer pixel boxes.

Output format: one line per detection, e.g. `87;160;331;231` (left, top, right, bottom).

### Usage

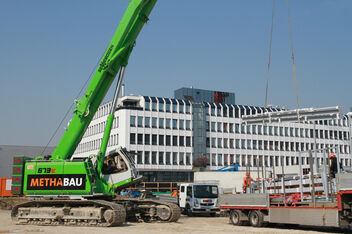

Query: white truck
178;183;219;217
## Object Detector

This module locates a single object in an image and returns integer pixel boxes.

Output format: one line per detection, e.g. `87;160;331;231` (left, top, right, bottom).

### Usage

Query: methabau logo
27;174;86;190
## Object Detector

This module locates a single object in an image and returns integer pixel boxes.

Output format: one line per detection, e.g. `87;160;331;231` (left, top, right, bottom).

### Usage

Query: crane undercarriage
12;198;180;226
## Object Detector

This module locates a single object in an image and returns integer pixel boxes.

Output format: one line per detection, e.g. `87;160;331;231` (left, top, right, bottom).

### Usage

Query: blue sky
0;0;351;146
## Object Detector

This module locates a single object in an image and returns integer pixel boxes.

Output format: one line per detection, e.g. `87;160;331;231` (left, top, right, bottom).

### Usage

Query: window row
93;102;112;120
130;133;192;147
206;121;350;140
135;151;192;165
84;117;119;137
76;134;118;154
144;97;191;114
206;154;351;168
206;138;350;154
130;116;191;130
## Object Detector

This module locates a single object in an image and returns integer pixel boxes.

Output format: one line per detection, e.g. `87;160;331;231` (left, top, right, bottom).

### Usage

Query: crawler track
115;199;181;222
11;199;126;227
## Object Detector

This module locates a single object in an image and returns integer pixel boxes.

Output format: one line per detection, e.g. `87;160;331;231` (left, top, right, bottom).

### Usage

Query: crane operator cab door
102;147;141;187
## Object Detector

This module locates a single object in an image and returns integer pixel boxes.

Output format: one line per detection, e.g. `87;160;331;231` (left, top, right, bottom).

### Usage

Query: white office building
73;88;352;182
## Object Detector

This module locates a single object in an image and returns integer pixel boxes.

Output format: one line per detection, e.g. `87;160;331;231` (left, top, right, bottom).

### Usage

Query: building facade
73;89;352;182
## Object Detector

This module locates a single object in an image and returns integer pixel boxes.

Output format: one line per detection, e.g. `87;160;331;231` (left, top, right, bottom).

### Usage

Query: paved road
0;210;341;234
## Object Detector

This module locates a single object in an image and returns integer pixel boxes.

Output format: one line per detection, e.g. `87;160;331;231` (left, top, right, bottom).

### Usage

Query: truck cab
178;183;219;217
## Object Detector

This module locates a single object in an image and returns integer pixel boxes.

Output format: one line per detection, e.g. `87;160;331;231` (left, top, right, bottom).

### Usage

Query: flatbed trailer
219;173;352;229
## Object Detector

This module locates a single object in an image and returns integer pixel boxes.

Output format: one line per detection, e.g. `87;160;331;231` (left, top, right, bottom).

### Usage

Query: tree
193;156;209;168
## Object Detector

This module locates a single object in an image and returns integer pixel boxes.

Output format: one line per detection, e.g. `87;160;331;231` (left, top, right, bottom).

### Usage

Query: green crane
11;0;181;226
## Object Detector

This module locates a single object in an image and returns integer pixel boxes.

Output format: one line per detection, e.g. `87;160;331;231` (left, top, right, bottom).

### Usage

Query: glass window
258;125;262;135
179;103;184;113
152;117;157;128
211;122;216;132
206;121;210;132
166;135;171;146
130;116;136;127
173;152;178;165
152;134;157;145
166;118;171;129
241;139;246;149
235;124;240;133
247;140;251;149
137;134;143;144
211;107;215;116
217;138;222;148
179;136;184;146
144;151;150;164
217;122;222;132
159;135;164;145
224;138;228;148
137;151;143;164
253;140;257;149
186;153;191;165
211;138;216;148
172;103;177;113
145;117;150;128
166;152;171;165
217;107;221;116
145;101;150;111
138;116;143;127
159;118;164;128
186;120;191;130
144;134;150;145
152;102;157;111
280;127;283;136
179;120;184;130
186;105;190;114
173;119;178;129
264;126;267;135
178;152;184;165
159;102;164;112
223;123;228;132
152;152;157;165
186;136;191;147
218;154;223;166
241;124;245;133
252;125;256;134
173;136;178;146
235;139;240;149
206;138;210;147
130;133;136;144
229;123;234;133
159;152;164;165
212;154;216;166
166;103;171;112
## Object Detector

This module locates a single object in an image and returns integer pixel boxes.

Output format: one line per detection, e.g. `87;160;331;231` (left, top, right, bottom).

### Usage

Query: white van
178;183;219;216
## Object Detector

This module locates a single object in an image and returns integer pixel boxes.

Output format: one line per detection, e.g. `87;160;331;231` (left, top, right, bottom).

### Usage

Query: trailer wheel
230;210;245;226
249;210;264;227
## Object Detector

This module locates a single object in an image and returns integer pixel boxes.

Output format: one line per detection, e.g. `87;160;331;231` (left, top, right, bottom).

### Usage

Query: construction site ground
0;209;343;234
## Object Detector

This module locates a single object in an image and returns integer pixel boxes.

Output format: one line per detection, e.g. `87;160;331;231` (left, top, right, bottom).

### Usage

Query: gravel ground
0;210;342;234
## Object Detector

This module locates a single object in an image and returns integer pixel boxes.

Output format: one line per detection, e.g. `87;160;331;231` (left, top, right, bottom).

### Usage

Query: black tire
186;205;193;217
210;212;216;217
230;210;245;226
249;210;265;227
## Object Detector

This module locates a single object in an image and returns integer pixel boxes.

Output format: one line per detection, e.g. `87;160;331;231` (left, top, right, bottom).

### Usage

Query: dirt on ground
0;209;342;234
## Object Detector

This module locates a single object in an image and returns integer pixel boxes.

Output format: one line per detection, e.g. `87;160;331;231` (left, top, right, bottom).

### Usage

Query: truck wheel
186;206;193;217
249;210;264;227
230;210;245;226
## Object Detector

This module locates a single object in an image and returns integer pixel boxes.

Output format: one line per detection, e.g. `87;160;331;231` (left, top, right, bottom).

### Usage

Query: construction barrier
0;177;14;197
